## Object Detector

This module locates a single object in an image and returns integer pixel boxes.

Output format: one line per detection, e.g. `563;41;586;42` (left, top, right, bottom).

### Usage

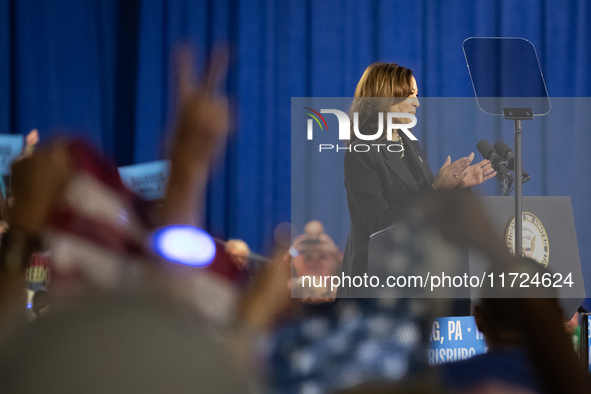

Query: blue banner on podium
118;160;170;200
429;316;488;365
0;135;24;175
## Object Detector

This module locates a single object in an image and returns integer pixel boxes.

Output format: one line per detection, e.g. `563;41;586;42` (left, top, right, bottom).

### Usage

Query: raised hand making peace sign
161;45;231;227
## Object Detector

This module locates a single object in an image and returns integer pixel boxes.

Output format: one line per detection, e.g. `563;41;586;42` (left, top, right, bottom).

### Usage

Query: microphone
476;140;513;179
493;140;531;183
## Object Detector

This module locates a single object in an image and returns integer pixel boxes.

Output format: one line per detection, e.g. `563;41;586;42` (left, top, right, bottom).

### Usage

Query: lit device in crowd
152;225;216;267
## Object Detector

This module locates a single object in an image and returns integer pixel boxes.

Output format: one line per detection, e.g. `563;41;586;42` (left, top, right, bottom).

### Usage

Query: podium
471;196;585;318
367;196;585;318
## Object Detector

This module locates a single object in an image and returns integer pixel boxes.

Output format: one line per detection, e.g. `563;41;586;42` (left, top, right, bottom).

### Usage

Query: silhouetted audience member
268;212;442;393
0;293;253;393
291;235;340;278
439;261;553;393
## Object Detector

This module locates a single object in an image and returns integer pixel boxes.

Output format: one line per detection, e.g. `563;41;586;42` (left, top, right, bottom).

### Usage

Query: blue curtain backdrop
1;0;591;266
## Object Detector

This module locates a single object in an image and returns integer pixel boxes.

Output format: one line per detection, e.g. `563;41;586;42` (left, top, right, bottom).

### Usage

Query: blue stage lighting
152;225;216;267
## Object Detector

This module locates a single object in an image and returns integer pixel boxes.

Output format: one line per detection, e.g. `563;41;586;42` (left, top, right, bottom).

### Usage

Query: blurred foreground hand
10;141;72;236
161;45;230;226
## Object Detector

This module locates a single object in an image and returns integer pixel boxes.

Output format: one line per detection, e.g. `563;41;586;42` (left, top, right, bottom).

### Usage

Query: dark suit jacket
339;135;435;296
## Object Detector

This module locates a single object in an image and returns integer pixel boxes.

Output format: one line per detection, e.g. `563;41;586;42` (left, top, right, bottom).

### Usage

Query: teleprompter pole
514;119;523;257
503;108;532;257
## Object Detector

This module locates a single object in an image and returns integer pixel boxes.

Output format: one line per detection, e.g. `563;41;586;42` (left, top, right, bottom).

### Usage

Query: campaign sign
25;252;51;292
118;160;170;200
0;134;24;175
429;316;488;365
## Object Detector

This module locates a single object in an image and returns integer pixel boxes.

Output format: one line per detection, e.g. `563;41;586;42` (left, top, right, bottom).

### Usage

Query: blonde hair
349;62;414;143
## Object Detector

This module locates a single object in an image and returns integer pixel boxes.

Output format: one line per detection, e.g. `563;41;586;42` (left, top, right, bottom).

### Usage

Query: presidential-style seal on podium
505;212;550;267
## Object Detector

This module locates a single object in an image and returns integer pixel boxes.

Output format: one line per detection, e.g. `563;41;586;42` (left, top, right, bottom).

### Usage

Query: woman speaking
339;62;496;297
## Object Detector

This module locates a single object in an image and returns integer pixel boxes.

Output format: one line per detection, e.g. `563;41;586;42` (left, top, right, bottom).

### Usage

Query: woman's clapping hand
432;152;497;190
458;157;497;188
432;153;472;190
